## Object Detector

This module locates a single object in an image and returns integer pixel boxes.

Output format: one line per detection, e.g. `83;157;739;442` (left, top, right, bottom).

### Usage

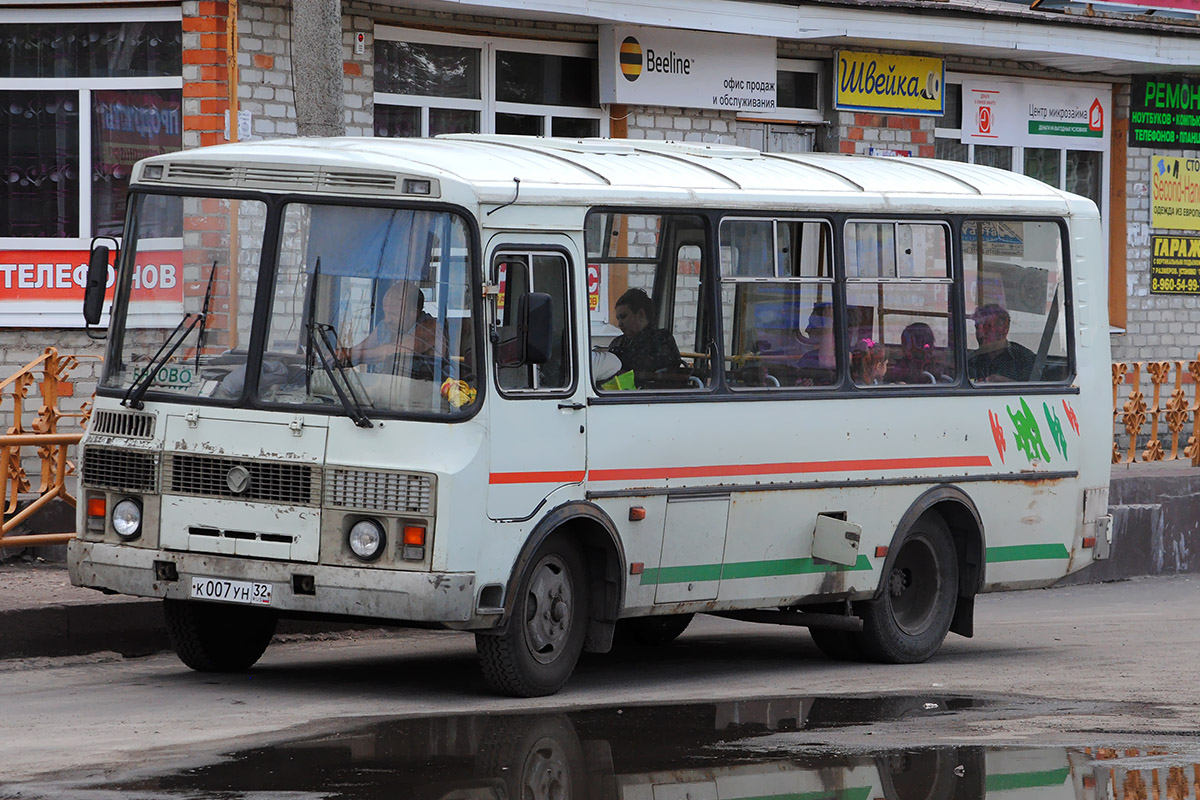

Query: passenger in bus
850;337;888;386
791;303;836;385
968;303;1035;382
607;288;685;388
886;322;944;384
342;280;442;373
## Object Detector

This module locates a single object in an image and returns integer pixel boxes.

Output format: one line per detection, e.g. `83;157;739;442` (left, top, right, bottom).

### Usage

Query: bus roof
134;134;1095;216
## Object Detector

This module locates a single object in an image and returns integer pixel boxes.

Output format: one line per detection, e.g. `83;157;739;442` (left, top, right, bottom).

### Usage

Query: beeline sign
600;24;775;112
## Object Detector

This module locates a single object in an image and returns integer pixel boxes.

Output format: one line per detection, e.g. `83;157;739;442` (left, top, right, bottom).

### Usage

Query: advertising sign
1150;236;1200;294
0;247;184;328
1131;76;1200;150
835;51;944;116
962;78;1108;150
1151;155;1200;231
599;25;776;112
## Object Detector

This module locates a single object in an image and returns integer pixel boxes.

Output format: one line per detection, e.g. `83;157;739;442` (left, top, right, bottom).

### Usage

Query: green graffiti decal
1043;401;1068;459
1007;398;1050;463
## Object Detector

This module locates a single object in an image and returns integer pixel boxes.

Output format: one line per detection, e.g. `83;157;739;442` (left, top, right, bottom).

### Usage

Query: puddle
92;696;1198;800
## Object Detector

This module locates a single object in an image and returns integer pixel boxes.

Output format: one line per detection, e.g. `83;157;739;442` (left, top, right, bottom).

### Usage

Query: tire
476;537;588;697
163;599;278;672
618;613;694;646
478;714;585;799
809;627;866;661
858;512;958;664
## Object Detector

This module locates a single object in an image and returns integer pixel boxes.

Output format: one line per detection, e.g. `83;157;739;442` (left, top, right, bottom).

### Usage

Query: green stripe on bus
641;555;873;585
985;767;1070;792
986;543;1071;563
729;787;872;800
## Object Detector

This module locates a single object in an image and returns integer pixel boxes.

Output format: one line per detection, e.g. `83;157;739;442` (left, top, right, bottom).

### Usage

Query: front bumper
68;540;476;623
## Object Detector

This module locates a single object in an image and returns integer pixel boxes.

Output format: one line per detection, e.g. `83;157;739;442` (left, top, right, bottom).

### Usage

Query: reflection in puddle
101;697;1198;800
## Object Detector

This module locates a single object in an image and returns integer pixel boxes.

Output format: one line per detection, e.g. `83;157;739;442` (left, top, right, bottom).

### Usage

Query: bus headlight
111;498;143;540
347;519;386;561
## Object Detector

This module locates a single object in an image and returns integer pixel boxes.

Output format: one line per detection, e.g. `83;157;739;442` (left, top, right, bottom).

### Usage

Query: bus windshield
101;194;479;419
100;192;264;401
259;202;478;418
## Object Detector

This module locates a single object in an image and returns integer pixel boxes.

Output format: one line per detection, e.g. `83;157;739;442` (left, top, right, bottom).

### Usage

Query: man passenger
968;303;1035;382
607;288;683;388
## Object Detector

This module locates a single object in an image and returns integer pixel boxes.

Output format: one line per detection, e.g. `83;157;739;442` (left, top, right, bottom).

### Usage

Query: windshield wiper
122;312;204;410
306;322;374;428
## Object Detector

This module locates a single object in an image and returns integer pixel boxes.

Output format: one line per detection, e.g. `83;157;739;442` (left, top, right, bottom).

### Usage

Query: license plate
190;576;272;606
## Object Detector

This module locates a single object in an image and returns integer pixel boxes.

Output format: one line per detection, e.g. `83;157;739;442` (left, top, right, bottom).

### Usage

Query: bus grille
324;468;434;514
164;454;319;505
82;447;159;492
90;409;156;439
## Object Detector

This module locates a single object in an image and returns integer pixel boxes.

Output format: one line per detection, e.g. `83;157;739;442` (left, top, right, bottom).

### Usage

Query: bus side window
493;251;573;393
587;212;707;392
962;220;1070;385
846;220;957;387
720;218;836;389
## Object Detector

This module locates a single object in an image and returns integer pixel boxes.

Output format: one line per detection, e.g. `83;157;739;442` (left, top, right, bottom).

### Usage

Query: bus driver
342;280;440;372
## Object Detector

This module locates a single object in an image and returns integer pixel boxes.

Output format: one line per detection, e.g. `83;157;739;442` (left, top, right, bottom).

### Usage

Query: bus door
486;243;586;520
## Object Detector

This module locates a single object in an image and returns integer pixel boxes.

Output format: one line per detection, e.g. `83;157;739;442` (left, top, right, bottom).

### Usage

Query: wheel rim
887;532;943;635
524;553;575;665
518;735;571;800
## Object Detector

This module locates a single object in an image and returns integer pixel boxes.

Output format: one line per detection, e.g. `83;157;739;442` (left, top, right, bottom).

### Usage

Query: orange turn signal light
874;546;889;558
628;506;646;521
402;525;426;546
629;562;644;575
87;497;107;517
1082;536;1097;548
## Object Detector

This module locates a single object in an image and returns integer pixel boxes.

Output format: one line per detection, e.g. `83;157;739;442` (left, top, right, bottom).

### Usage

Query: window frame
373;26;608;138
0;6;183;250
490;245;578;400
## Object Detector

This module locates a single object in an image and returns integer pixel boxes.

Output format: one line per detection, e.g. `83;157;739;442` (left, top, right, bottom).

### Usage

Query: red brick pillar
182;1;231;149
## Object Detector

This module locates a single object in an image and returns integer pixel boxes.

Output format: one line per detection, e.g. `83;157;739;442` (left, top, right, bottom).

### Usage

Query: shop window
374;28;606;139
0;90;80;237
1066;150;1102;209
1024;147;1061;188
0;21;180;79
495;51;597;107
974;145;1013;171
0;17;181;242
374;41;480;98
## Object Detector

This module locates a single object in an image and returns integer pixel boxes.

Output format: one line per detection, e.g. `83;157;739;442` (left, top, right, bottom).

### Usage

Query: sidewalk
0;559;168;659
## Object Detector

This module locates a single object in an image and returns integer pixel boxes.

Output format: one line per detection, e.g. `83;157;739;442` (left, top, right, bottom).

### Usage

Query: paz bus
68;135;1112;697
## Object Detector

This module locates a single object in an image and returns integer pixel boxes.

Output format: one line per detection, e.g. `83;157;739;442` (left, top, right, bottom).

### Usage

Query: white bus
69;135;1113;696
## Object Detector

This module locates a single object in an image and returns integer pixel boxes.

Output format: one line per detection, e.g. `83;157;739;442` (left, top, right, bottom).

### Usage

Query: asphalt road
3;574;1199;792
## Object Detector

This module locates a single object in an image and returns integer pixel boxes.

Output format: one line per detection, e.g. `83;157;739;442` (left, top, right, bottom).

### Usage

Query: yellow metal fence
0;348;93;548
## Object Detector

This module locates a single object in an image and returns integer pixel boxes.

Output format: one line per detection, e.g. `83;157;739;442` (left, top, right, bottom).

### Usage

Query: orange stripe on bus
489;456;991;485
489;470;588;485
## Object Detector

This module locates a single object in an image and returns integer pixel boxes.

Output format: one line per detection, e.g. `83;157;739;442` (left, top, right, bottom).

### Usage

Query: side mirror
83;245;111;325
519;292;553;365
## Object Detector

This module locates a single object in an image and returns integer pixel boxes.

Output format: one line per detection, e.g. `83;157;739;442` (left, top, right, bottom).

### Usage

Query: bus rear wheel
163;599;278;672
476;537;588;697
858;512;958;664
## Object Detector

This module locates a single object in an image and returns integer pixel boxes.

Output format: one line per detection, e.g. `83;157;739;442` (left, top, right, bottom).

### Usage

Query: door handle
557;402;585;410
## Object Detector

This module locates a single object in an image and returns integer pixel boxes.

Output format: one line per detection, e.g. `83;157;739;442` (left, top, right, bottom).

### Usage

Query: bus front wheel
163;599;278;672
858;512;958;664
476;537;589;697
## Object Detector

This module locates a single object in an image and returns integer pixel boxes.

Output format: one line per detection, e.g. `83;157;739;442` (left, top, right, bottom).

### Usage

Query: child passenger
850;337;888;386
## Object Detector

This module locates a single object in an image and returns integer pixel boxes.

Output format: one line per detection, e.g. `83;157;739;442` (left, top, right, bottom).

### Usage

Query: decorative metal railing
1112;356;1200;466
0;349;93;548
